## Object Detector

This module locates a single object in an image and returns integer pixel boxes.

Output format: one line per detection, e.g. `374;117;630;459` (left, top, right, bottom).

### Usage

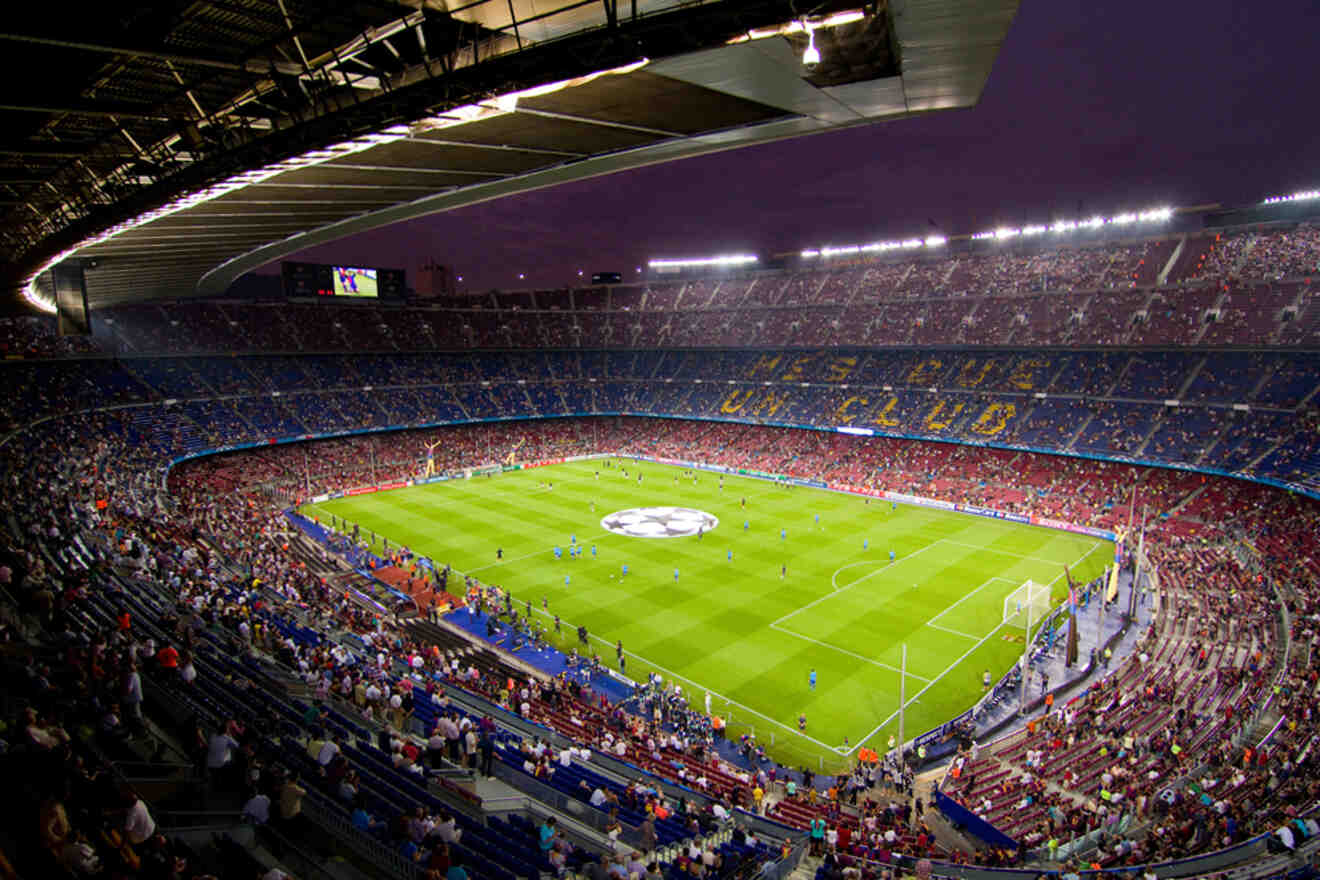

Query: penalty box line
767;622;933;683
925;576;1018;638
771;540;945;627
843;538;1106;756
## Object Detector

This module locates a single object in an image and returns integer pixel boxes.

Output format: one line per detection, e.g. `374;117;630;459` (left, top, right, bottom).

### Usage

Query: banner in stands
956;506;1031;525
884;490;956;511
960;504;1007;519
1032;516;1116;541
605;668;637;688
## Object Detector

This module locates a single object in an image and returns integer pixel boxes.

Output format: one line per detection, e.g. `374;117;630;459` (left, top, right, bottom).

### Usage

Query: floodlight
647;255;758;269
802;28;821;66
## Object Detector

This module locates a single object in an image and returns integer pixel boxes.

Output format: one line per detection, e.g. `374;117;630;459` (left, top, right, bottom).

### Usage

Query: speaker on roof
52;262;91;336
378;269;406;297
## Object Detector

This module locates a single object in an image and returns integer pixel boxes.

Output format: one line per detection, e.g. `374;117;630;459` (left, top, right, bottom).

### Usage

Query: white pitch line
938;538;1106;566
769;622;933;682
845;538;1107;755
925;622;980;640
773;540;943;627
926;576;1016;628
514;604;843;752
459;474;781;577
849;619;1009;755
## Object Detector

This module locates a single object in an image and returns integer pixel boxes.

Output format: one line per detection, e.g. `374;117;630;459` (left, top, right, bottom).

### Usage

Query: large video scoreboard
281;261;406;298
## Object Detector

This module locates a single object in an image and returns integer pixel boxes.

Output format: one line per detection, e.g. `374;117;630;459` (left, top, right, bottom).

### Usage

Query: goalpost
1002;579;1051;634
1003;579;1051;717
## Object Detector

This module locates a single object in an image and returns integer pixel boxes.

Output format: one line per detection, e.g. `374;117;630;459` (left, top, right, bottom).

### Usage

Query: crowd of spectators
1;346;1316;493
3;222;1319;358
3;364;1320;878
119;413;1320;873
3;230;1320;876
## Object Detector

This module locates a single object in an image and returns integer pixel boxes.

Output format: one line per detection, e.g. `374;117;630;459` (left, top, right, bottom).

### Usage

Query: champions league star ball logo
600;507;719;539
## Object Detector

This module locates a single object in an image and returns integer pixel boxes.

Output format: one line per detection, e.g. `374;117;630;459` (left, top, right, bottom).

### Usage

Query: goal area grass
301;459;1112;773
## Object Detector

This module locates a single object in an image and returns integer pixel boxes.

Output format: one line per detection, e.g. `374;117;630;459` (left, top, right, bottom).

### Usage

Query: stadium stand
4;219;1320;879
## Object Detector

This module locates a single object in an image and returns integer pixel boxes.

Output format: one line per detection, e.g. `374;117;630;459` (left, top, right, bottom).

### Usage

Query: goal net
1003;579;1051;629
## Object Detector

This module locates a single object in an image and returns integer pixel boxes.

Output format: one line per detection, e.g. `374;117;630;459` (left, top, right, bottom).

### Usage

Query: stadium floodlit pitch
301;460;1112;771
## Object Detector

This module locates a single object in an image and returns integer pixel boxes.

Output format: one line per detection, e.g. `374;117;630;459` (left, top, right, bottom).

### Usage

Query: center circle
600;506;719;539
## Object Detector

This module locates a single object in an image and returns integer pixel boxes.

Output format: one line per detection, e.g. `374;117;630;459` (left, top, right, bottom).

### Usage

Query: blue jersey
591;545;597;556
889;550;896;562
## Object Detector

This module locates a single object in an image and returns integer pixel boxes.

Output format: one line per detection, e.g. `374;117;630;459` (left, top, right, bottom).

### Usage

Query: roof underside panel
6;0;1020;311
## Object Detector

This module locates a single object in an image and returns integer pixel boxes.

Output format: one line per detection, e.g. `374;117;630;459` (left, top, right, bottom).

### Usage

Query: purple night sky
274;0;1320;294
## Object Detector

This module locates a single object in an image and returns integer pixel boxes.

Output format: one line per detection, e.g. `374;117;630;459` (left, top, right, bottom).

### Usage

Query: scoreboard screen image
282;261;404;298
332;266;378;297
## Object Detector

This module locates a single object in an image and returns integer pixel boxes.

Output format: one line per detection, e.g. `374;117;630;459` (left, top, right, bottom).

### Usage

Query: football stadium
1;2;1319;880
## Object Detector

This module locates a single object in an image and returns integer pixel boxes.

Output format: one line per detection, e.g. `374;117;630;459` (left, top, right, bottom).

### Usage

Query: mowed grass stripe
302;459;1111;770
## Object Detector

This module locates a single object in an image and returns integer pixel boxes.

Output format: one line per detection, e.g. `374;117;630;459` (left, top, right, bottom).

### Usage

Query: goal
1003;579;1051;629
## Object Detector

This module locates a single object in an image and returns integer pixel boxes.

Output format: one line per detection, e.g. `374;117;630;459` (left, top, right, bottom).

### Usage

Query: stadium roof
5;0;1020;312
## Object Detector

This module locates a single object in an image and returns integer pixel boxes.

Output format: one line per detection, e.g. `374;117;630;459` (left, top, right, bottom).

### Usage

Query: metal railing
301;792;424;880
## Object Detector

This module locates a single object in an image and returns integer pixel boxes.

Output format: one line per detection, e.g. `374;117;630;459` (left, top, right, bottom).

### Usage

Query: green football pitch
300;459;1111;772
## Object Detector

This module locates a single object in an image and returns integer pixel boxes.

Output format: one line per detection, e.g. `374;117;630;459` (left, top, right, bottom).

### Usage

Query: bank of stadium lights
21;57;653;313
971;207;1173;243
801;237;945;260
727;10;867;45
1262;189;1320;205
647;255;759;269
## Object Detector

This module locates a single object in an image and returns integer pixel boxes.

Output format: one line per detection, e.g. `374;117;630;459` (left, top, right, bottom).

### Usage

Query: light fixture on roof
1263;189;1320;205
802;24;821;66
648;254;759;269
728;10;864;45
